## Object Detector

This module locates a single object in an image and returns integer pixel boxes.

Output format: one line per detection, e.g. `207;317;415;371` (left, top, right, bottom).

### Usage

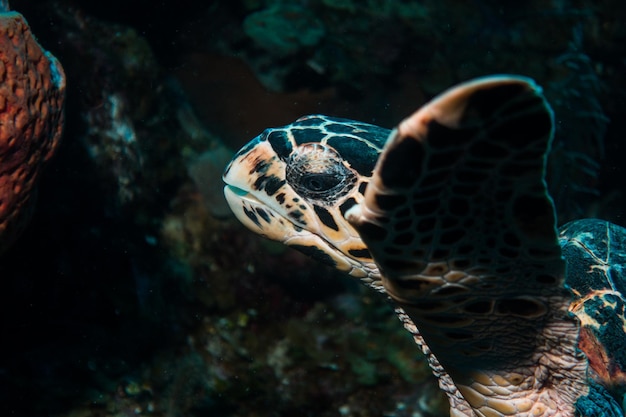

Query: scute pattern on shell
561;219;626;397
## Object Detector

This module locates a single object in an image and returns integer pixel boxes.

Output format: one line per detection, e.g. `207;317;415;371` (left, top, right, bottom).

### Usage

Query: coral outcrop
0;8;65;253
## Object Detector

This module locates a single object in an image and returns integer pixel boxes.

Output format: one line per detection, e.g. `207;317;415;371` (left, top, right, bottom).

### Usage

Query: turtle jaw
223;183;296;243
223;184;375;280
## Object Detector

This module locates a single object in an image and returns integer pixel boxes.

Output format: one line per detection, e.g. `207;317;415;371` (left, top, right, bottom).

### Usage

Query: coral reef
546;44;610;222
244;5;325;56
0;7;65;253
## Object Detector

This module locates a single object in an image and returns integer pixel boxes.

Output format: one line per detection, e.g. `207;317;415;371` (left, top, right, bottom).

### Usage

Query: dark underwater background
2;0;625;416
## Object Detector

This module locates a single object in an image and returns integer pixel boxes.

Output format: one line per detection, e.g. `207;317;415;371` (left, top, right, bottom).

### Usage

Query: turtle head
223;115;388;284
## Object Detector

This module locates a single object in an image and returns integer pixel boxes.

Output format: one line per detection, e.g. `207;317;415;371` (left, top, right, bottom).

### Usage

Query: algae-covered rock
243;5;325;56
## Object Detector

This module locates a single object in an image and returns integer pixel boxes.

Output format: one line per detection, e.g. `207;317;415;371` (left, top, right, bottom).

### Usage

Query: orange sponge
0;10;65;253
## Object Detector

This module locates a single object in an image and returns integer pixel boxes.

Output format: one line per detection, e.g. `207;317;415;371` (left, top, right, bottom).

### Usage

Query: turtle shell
561;218;626;398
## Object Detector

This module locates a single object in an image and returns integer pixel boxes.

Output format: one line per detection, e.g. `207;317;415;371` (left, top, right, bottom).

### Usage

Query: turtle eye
286;143;357;204
301;173;341;192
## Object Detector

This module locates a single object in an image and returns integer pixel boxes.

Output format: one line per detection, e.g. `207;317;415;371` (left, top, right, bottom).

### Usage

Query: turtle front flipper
346;76;590;416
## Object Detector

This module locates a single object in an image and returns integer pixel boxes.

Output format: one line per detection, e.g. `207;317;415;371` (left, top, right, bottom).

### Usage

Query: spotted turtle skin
223;76;626;416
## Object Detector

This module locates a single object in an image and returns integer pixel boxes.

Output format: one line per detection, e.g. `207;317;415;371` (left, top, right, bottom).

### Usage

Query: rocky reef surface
1;1;625;416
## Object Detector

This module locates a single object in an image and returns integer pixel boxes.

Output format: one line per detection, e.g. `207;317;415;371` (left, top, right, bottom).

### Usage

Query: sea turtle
222;76;626;416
